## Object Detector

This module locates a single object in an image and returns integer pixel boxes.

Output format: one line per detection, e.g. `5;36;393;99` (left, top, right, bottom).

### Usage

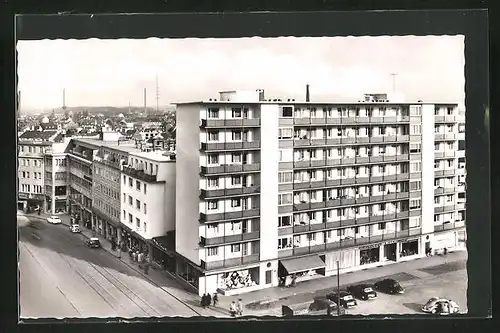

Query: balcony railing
435;115;456;123
200;185;260;199
434;169;456;178
435;133;456;141
200;141;261;151
199;209;261;222
122;166;158;183
200;253;260;270
200;118;261;128
434;187;456;195
199;231;260;246
434;221;466;232
278;228;422;258
434;205;458;214
94;156;121;169
292;175;409;192
291;116;410;126
292;154;409;170
200;163;260;175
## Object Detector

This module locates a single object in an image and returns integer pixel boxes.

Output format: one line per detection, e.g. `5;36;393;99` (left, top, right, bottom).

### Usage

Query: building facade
175;90;466;296
44;142;70;214
120;151;176;255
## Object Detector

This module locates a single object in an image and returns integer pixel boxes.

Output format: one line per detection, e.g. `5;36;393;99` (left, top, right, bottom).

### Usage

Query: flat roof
74;138;140;153
129;150;175;162
175;101;459;106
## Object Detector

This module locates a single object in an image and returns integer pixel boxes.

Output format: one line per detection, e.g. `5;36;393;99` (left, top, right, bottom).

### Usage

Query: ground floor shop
431;230;463;254
18;194;45;213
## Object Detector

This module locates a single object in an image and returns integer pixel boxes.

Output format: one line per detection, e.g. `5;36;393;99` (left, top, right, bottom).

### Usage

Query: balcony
199;231;260;246
434;205;457;214
434;169;456;178
292;155;409;170
200;163;261;175
435;133;456;141
435;115;456;123
122;166;158;183
278;228;422;258
201;118;261;128
200;253;260;270
94;155;121;169
434;221;465;232
201;141;261;151
434;187;456;195
199;209;260;222
200;185;260;199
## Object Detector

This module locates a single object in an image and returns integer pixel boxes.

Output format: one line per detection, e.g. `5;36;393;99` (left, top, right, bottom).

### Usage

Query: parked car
47;216;62;224
69;224;81;233
347;284;378;300
374;278;405;294
309;296;345;315
421;297;460;315
86;237;101;248
282;298;346;317
326;291;358;308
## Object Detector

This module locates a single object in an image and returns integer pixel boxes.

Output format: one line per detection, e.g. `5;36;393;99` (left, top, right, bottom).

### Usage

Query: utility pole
155;74;160;113
390;73;398;92
337;260;341;316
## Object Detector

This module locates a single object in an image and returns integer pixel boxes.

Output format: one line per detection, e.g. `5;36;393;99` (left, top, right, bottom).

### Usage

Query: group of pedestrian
229;298;244;317
200;293;218;308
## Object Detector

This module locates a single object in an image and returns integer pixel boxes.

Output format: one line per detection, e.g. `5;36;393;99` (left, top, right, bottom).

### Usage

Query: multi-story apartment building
17;130;61;212
44;142;70;214
120;150;176;254
175;90;466;296
66;138;99;229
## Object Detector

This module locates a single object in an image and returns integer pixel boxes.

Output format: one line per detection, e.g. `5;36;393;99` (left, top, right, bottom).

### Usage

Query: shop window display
218;268;258;290
360;247;380;265
400;240;419;257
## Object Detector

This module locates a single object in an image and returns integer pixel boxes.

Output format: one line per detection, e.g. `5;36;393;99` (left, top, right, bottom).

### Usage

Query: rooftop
175;100;459;106
129;150;176;162
73;138;141;153
19;130;58;141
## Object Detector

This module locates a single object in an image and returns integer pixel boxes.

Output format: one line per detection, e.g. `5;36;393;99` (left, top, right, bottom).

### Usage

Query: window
208;153;219;165
337;229;345;237
144;183;147;194
231;176;242;185
278;216;292;227
410;125;421;135
434;214;440;222
207;247;218;256
232;131;242;141
136;218;140;228
410;199;421;209
207;177;219;188
208;108;219;118
410;106;421;116
282;106;293;117
278;128;293;139
378;184;386;192
232;153;242;163
278;193;293;205
410;143;421;154
144;203;147;214
128;195;132;205
136;180;141;191
231;244;241;253
143;222;147;232
410;162;421;173
136;199;141;210
434;161;440;169
378;222;386;230
434;197;440;204
410;181;421;191
232;108;242;118
208;200;218;210
123;210;126;219
231;198;241;207
446;195;453;202
380;203;386;211
129;178;133;187
123;194;126;202
128;213;133;223
278;171;293;184
278;238;291;249
208;131;219;141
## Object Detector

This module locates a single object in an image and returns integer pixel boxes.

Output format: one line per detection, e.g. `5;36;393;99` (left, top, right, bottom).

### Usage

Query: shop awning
280;255;326;275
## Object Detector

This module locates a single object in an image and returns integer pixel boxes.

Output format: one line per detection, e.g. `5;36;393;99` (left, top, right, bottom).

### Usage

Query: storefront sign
359;243;380;251
359;236;420;251
400;237;420;244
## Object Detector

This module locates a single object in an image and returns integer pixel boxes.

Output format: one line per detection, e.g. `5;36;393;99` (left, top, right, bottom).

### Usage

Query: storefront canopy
280;255;326;275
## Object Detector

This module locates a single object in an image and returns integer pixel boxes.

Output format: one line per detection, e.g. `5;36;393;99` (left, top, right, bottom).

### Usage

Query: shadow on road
402;302;424;313
18;217;186;293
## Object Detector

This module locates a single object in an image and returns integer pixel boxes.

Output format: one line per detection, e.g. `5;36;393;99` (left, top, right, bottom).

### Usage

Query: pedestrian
229;301;237;317
213;293;218;307
201;294;208;308
206;293;212;307
237;298;243;316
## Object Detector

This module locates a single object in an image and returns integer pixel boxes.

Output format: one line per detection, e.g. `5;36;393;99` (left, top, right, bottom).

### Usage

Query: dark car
309;297;345;315
86;237;101;249
347;284;378;300
326;291;358;308
374;278;405;294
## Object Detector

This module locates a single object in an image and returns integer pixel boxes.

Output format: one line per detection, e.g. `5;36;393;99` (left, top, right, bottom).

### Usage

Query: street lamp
337;260;341;316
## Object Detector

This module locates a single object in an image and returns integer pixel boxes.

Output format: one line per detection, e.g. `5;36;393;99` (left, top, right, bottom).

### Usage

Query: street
18;215;200;319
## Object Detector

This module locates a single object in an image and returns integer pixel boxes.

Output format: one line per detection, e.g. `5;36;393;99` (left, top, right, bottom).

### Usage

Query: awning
280;255;326;275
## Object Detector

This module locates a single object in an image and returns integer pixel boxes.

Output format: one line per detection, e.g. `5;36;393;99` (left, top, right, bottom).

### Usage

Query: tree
161;110;176;139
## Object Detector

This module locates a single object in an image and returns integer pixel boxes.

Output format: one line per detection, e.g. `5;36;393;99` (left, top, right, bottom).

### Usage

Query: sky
17;36;465;112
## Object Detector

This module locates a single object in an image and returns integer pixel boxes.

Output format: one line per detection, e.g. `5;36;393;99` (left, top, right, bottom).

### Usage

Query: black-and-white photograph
17;34;468;319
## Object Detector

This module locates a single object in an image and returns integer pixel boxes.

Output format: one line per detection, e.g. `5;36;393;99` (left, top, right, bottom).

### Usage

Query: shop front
360;246;380;265
278;255;326;286
176;257;201;292
432;231;458;253
120;224;148;253
399;238;420;258
54;199;67;214
19;193;44;213
149;234;176;273
198;265;261;296
325;249;357;274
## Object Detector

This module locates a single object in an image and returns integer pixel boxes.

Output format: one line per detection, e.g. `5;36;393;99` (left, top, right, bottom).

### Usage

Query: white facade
120;151;176;240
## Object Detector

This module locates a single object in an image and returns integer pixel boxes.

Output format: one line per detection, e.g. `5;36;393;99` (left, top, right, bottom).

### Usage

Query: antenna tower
155;74;160;113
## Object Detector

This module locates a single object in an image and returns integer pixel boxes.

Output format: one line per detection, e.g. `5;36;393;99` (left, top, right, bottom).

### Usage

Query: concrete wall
175;104;202;264
421;104;436;236
163;162;176;233
259;104;280;262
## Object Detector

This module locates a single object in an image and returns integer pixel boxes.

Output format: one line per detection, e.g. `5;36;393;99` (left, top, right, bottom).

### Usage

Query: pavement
18;211;468;318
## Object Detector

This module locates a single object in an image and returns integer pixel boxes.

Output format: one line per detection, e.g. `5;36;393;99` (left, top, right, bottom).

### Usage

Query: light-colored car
47;216;62;224
70;224;80;233
422;297;460;315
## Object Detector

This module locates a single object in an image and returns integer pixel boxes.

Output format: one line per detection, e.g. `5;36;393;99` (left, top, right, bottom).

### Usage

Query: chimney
143;88;147;112
306;84;310;102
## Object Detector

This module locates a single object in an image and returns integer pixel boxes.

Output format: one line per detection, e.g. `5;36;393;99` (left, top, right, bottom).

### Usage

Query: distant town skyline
17;36;465;111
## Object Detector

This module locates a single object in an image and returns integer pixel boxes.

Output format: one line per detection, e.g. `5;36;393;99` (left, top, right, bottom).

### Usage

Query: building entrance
384;243;397;261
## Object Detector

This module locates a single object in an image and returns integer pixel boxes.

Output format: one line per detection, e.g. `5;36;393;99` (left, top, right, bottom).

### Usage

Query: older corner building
177;90;465;297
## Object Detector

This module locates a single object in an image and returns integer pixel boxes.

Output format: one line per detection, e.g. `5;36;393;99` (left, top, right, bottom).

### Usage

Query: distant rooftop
74;138;141;153
19;130;58;141
129;150;176;162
